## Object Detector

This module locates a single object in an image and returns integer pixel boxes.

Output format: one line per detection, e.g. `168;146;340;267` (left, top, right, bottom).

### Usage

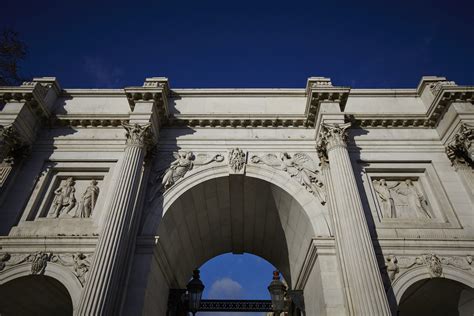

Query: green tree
0;29;27;86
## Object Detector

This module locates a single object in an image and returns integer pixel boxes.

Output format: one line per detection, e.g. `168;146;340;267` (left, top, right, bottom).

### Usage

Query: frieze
250;152;326;204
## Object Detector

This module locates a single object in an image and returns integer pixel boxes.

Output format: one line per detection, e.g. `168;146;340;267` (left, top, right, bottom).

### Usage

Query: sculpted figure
149;151;224;202
229;148;246;173
76;180;100;218
251;152;326;204
386;255;399;281
49;177;76;218
73;252;90;285
373;179;398;218
161;151;195;190
31;252;50;275
428;254;443;277
396;179;431;219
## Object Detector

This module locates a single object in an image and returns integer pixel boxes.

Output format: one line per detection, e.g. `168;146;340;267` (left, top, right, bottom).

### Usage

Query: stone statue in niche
373;178;432;219
48;177;76;218
75;180;100;218
251;152;326;204
372;179;397;218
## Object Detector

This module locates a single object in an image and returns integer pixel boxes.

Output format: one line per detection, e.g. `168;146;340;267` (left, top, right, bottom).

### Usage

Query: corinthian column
317;123;390;315
78;123;152;315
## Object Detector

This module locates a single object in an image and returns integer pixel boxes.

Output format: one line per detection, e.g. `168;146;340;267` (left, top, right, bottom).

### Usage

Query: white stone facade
0;76;473;315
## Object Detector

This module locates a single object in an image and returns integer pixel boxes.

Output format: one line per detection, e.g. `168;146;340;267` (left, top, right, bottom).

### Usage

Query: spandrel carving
251;152;326;204
148;151;224;202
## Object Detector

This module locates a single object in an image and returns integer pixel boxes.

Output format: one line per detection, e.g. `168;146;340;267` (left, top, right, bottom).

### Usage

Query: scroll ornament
250;152;326;204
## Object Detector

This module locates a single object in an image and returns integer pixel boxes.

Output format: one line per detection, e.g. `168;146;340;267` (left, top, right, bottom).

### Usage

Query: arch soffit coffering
0;262;82;310
392;265;474;303
153;163;331;238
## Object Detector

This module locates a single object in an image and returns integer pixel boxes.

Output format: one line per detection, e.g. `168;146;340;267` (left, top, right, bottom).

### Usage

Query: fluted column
78;123;152;315
317;123;390;315
319;156;354;315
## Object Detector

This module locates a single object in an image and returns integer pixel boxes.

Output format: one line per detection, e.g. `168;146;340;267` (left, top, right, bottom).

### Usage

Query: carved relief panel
362;162;461;228
372;178;432;220
11;161;114;236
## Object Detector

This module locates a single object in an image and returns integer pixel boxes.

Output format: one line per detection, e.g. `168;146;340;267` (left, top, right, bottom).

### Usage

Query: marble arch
0;75;473;315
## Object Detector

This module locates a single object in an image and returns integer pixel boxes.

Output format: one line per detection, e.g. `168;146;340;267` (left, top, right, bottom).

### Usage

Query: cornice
61;89;125;97
166;114;307;128
52;114;129;128
170;88;305;97
0;82;51;119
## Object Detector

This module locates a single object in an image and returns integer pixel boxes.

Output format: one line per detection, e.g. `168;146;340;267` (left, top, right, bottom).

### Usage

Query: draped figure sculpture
76;180;100;218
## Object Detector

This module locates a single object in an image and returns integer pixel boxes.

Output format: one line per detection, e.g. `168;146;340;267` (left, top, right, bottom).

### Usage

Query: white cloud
199;277;266;316
208;277;243;299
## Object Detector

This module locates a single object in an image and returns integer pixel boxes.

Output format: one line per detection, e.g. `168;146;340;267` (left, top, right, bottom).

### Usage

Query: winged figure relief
251;152;326;204
149;151;224;202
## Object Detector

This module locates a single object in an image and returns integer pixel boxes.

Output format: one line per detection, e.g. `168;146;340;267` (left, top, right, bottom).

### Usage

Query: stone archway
137;165;337;315
398;278;474;315
0;275;73;315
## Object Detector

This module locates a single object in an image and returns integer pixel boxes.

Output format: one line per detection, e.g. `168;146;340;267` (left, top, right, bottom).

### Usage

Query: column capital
316;122;351;161
0;124;29;164
122;122;153;149
446;123;474;168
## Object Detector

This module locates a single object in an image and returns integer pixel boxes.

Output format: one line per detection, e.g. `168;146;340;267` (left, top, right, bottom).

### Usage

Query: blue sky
2;0;474;89
199;253;275;316
2;1;473;314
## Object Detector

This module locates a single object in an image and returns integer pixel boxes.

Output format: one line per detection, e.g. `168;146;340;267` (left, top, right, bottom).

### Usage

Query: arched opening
398;278;474;316
0;275;73;315
157;176;316;288
138;174;337;315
